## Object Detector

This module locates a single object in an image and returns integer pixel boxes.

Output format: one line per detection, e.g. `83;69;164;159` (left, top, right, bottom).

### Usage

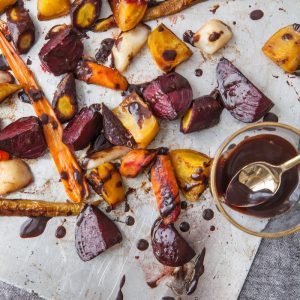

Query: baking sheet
0;0;299;299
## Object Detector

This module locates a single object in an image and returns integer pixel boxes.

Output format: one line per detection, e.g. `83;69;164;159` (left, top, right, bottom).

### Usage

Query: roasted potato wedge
75;60;128;91
148;24;193;73
169;149;211;201
120;149;157;178
0;83;21;103
38;0;71;21
87;162;125;206
109;0;148;32
113;92;159;148
262;24;300;73
151;154;181;225
0;0;16;14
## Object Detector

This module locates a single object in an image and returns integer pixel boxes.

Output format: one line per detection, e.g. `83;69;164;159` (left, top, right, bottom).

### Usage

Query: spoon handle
280;154;300;172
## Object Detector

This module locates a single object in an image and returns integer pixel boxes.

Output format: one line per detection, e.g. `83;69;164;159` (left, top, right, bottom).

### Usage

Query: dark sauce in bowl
216;134;300;218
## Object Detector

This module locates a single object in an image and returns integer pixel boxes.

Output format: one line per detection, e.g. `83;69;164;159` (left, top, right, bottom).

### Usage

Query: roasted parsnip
38;0;71;21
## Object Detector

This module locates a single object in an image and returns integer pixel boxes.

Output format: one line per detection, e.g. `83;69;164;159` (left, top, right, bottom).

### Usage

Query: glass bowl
210;122;300;238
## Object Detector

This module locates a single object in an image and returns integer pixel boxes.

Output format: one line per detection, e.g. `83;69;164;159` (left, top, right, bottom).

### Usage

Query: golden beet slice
38;0;71;21
109;0;148;32
148;23;193;73
113;92;159;148
169;149;211;201
0;83;21;103
87;162;125;206
262;24;300;73
92;15;116;32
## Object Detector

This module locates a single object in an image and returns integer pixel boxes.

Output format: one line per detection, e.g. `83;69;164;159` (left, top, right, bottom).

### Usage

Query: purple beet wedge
217;58;274;123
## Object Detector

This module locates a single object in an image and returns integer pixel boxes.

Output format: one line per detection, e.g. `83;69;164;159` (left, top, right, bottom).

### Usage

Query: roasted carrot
0;21;89;203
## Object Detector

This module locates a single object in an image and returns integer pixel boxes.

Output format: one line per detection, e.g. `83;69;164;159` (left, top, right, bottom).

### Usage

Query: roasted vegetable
181;95;223;133
148;24;192;73
0;23;89;203
151;218;195;267
76;60;128;91
39;27;84;76
0;0;16;14
150;154;181;225
0;116;47;159
45;24;71;40
6;6;35;54
75;205;122;261
95;38;115;64
262;24;300;74
193;19;233;55
87;162;125;206
217;58;274;123
109;0;148;32
0;199;84;216
120;149;157;178
112;24;150;72
0;82;21;102
0;159;33;195
92;15;116;32
0;150;10;161
169;149;211;201
71;0;101;30
84;146;130;170
38;0;71;21
113;92;159;148
0;70;14;83
102;103;137;148
52;73;78;123
63;107;103;151
143;72;193;120
87;133;113;156
0;54;10;71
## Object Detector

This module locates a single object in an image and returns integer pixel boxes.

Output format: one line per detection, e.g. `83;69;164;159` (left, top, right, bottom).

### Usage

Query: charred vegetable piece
0;0;16;14
0;159;33;195
53;73;78;123
63;107;103;151
0;54;10;71
217;58;274;123
84;146;130;170
45;24;71;40
71;0;101;30
0;83;21;102
109;0;148;32
112;24;150;72
102;103;137;148
95;38;115;64
143;72;193;120
113;92;159;148
0;70;14;83
148;24;192;73
38;0;71;21
92;15;116;32
151;218;195;267
76;60;128;91
169;149;211;201
87;162;125;206
75;205;122;261
0;199;84;217
87;133;112;156
0;116;47;159
39;27;83;76
262;24;300;74
6;6;35;54
150;154;181;225
193;19;233;55
120;149;157;178
181;95;223;133
0;150;10;161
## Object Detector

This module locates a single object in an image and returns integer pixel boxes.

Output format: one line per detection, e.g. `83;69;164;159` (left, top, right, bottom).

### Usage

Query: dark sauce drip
250;9;264;20
209;31;223;42
26;58;32;65
160;192;176;217
60;171;68;180
55;225;66;238
209;4;220;14
210;225;215;231
115;275;126;300
18;91;31;104
40;113;49;125
179;221;190;232
20;217;52;238
183;30;195;46
28;89;43;102
263;112;278;122
202;209;214;220
186;248;206;295
194;69;203;77
137;239;149;251
125;216;135;226
128;102;152;128
180;201;188;209
162;50;177;61
95;38;115;64
162;297;175;300
125;187;135;212
216;134;300;218
0;54;10;71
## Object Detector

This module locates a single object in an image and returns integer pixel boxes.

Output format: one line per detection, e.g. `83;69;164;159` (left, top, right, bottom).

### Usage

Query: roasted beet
181;95;223;133
0;116;47;159
143;72;193;120
62;107;103;151
75;205;122;261
102;103;137;148
39;27;84;76
87;133;113;156
151;218;195;267
217;58;274;123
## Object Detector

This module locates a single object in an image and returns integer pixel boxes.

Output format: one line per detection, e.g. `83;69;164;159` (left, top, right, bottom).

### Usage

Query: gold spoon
225;154;300;208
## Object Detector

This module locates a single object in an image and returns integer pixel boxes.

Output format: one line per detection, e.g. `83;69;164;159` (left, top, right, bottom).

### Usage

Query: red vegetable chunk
143;72;193;120
217;58;274;123
0;116;47;159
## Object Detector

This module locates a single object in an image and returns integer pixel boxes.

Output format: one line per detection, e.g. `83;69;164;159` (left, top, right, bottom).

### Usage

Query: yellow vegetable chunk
0;0;16;14
0;83;21;103
170;149;211;201
38;0;71;21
